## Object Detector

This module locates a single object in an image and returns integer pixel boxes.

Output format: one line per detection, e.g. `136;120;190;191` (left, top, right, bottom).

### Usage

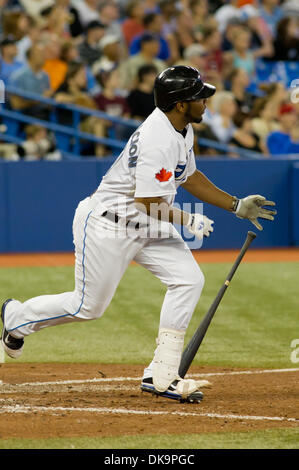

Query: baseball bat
179;230;257;379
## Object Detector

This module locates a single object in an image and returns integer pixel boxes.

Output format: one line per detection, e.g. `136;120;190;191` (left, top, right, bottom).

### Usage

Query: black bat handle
178;231;256;379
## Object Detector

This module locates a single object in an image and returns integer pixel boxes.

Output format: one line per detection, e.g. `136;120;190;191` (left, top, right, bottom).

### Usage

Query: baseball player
1;66;276;403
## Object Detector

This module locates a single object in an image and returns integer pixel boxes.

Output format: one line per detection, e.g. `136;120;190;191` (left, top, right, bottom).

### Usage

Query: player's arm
182;169;277;231
181;169;237;211
134;196;214;239
134;197;188;225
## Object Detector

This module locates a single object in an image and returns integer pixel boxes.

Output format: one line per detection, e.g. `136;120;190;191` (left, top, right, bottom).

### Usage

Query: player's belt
101;210;141;229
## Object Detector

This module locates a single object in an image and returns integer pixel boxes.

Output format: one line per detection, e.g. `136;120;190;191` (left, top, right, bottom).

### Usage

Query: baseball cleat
140;377;203;403
1;299;24;359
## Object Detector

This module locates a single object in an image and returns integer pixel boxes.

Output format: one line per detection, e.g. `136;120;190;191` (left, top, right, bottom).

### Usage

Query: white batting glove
186;213;214;240
235;195;276;230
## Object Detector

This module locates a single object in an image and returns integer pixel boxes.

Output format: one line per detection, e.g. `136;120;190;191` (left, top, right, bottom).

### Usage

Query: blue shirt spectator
129;32;170;61
267;103;299;156
0;57;24;85
258;0;284;38
267;131;299;156
9;64;50;95
129;12;171;61
0;36;23;85
8;43;51;120
9;42;50;96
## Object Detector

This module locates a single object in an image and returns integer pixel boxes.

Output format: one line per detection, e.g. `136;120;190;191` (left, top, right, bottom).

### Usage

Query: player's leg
134;231;205;402
1;198;144;357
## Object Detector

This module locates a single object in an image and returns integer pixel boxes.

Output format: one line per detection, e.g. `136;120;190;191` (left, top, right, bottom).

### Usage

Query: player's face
184;99;207;124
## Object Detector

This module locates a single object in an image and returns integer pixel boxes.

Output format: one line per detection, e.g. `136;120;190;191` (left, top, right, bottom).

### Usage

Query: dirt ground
0;363;298;440
0;250;298;441
1;248;299;267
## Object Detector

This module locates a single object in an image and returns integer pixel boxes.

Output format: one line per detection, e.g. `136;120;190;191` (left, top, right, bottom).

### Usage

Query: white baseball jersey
92;107;196;223
5;108;204;350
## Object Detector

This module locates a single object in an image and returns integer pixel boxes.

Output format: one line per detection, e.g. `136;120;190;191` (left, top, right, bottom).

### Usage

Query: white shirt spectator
214;4;240;34
19;0;55;18
71;0;101;28
15;36;32;63
208;113;236;144
282;0;299;16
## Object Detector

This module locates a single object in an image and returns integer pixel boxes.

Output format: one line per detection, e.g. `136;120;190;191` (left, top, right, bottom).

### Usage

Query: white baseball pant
5;197;205;355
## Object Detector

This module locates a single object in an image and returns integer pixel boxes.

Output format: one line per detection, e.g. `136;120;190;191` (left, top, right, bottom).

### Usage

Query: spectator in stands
42;34;68;92
201;27;224;89
240;4;273;49
94;66;131;141
129;12;171;62
18;0;55;21
1;8;31;41
55;61;106;156
190;0;218;42
0;1;8;36
53;0;84;38
158;0;178;36
9;42;53;119
36;0;84;38
206;91;238;144
282;0;299;17
172;9;196;58
258;0;284;38
230;112;263;153
259;82;288;115
15;16;41;63
119;33;166;90
214;0;240;35
121;0;145;47
92;34;123;75
55;60;96;120
60;39;81;64
223;26;273;80
221;18;244;52
127;63;157;120
228;67;255;115
60;37;100;96
94;67;130;118
98;1;122;38
178;43;207;74
70;0;102;29
250;96;280;146
272;16;299;61
16;124;61;160
78;20;106;67
40;4;72;39
0;36;23;85
143;0;160;14
267;103;299;156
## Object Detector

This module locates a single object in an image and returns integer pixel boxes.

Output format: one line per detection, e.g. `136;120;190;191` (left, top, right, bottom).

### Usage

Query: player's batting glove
234;195;277;230
186;214;214;240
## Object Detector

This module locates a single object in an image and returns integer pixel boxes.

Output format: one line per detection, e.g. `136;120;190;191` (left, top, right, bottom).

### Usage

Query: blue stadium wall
0;158;298;252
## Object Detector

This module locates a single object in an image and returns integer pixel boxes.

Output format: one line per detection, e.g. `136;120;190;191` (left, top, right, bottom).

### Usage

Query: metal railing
1;86;140;157
1;85;298;160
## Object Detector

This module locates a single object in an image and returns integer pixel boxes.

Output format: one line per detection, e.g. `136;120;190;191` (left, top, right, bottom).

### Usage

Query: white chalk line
0;404;298;424
0;383;138;394
2;367;298;388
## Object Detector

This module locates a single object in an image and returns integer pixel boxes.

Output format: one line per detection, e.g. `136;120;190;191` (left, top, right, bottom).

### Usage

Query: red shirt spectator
94;93;130;117
94;67;130;117
122;0;145;47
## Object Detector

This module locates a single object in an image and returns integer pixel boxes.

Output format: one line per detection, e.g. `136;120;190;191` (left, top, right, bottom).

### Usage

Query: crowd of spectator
0;0;299;160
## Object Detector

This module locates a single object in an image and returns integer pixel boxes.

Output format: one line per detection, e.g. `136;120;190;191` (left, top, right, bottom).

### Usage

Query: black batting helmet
154;65;216;112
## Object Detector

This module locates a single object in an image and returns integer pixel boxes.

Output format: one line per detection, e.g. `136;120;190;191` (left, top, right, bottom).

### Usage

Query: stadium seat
255;59;276;82
284;61;299;86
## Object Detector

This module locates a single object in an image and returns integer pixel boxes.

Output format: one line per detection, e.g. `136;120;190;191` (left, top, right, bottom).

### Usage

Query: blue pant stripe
7;210;93;333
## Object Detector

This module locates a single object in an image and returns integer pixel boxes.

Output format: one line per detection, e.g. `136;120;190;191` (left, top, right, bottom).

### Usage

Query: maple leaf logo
155;168;173;182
